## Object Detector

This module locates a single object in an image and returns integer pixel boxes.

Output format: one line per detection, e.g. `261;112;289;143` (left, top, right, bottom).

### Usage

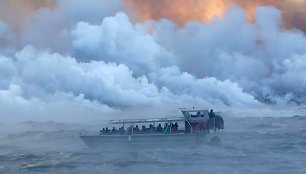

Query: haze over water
0;114;305;174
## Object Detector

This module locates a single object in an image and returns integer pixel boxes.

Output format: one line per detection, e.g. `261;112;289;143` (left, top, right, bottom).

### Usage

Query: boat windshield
181;109;209;119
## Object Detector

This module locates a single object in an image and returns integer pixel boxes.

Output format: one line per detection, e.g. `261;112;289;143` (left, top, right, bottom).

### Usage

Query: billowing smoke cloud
0;0;124;55
148;6;306;104
0;1;305;123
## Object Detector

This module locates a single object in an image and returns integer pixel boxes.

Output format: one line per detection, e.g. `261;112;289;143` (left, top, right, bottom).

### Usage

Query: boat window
189;111;201;117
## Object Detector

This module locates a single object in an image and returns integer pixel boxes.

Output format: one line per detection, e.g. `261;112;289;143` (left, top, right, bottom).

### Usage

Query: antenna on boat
179;107;210;111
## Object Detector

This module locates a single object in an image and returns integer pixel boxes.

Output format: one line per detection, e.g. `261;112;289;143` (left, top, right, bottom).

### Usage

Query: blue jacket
209;111;215;118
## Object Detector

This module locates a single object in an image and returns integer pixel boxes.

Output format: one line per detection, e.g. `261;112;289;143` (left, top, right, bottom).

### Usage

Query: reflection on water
0;116;306;174
209;136;221;146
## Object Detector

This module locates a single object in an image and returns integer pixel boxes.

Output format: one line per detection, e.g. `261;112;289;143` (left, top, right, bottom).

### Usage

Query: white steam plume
0;1;305;122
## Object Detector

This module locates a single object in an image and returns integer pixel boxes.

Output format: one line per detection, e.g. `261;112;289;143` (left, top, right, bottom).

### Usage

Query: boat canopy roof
110;108;211;124
110;117;185;124
179;108;209;113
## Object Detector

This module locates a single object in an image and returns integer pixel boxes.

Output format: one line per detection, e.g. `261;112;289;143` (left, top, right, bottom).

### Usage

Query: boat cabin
181;109;210;133
101;108;222;135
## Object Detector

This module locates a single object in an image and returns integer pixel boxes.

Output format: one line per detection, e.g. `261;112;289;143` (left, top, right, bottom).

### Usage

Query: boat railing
97;128;187;136
95;117;219;136
208;118;216;130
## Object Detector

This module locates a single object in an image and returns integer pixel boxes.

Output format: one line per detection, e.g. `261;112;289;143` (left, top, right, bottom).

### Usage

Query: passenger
127;126;132;135
174;122;179;133
112;127;117;133
156;124;163;133
197;111;201;117
105;127;110;133
148;124;155;133
118;127;123;134
141;125;147;133
100;128;105;135
134;125;140;133
136;125;140;133
171;123;175;132
209;109;215;119
164;123;168;131
164;125;170;134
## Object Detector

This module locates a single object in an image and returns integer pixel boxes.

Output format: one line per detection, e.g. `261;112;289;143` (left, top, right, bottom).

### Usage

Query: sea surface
0;116;306;174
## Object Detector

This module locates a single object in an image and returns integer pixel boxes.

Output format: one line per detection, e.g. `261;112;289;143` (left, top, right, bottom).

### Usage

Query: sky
0;0;306;123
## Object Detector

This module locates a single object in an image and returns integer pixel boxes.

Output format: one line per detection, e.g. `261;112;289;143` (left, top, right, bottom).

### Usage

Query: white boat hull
80;132;220;148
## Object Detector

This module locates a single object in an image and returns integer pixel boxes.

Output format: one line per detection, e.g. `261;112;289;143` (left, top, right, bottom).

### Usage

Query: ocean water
0;116;306;174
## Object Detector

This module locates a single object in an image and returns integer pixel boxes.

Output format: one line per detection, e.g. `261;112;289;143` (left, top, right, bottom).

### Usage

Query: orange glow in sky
123;0;306;31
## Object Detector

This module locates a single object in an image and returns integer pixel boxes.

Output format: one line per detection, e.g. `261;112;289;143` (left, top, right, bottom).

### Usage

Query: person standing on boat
164;123;168;131
119;126;124;134
171;123;174;132
174;122;178;133
105;127;110;133
156;124;163;133
100;128;105;135
209;109;215;119
165;125;170;134
134;125;140;133
149;124;154;133
111;127;117;133
141;125;147;133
